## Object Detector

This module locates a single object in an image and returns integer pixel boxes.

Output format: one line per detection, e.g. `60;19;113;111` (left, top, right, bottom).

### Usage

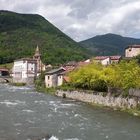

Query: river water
0;84;140;140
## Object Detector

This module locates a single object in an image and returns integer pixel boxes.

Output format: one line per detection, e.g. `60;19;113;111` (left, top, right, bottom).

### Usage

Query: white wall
125;47;140;57
45;74;63;88
101;57;110;66
58;75;63;86
45;75;53;88
13;60;37;83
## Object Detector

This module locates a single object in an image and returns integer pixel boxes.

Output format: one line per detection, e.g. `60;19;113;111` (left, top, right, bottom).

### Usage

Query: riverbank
56;90;140;116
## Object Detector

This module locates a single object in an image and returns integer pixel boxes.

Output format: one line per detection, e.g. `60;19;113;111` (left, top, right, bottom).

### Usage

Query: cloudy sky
0;0;140;41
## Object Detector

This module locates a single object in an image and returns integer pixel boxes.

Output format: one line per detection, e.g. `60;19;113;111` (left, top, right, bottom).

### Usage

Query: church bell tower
33;45;42;72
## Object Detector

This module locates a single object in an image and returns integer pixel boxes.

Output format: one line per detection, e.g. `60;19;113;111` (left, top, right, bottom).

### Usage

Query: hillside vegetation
0;10;90;65
80;33;140;56
69;60;140;92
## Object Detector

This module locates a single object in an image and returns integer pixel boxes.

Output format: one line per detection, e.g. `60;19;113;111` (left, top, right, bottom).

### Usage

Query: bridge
0;76;12;83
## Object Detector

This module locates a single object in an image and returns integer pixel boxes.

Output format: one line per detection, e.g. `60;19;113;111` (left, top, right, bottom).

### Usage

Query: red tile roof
110;56;121;60
63;66;75;72
63;76;70;82
94;56;121;60
94;56;109;60
78;61;90;66
0;68;9;72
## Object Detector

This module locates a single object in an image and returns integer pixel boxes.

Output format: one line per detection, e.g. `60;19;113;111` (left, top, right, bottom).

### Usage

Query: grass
0;62;13;70
11;82;26;86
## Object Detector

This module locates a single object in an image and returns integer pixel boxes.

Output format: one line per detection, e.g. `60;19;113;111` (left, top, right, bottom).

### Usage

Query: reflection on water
0;84;140;140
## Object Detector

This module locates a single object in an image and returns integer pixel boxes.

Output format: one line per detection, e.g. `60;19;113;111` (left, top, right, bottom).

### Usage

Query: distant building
45;68;65;88
12;58;37;84
0;68;9;76
63;59;91;71
94;56;121;65
77;59;91;67
125;45;140;57
62;61;77;73
110;56;122;63
33;45;46;73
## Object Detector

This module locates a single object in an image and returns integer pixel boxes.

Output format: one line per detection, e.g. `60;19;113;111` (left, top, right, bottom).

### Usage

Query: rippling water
0;84;140;140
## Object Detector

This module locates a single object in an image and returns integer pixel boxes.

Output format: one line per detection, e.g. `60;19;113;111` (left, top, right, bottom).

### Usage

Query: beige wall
101;57;111;65
125;47;140;57
58;75;63;86
45;75;53;88
45;74;63;88
13;60;37;84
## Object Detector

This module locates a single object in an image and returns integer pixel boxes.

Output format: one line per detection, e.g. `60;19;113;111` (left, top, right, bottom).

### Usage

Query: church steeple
34;45;41;58
33;45;45;73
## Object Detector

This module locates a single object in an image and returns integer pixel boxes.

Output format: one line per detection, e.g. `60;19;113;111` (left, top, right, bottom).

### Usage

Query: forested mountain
80;33;140;56
0;10;90;65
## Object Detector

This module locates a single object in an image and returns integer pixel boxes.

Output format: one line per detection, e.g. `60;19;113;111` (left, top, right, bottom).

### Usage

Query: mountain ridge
0;10;90;65
80;33;140;56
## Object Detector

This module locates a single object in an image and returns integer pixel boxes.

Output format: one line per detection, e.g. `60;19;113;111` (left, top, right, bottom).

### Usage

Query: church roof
34;45;41;57
45;68;65;75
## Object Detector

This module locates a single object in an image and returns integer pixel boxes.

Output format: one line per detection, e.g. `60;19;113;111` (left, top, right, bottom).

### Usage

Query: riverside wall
56;90;140;109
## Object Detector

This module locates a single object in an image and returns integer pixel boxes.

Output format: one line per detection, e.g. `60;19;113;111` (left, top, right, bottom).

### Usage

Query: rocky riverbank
56;90;140;116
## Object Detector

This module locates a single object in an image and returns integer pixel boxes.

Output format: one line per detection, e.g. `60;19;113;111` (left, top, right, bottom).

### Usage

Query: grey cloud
0;0;140;41
113;9;140;37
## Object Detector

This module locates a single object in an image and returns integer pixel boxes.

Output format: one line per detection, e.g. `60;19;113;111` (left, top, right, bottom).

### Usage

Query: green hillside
80;33;140;56
0;10;90;65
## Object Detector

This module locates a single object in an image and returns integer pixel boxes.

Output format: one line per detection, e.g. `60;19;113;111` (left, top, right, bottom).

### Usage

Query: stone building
125;45;140;57
45;68;65;88
12;58;37;84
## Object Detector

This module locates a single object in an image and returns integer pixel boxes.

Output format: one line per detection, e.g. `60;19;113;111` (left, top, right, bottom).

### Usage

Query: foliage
35;71;45;90
57;83;76;91
69;63;107;92
134;54;140;64
11;82;26;86
69;60;140;92
0;62;13;69
0;10;90;65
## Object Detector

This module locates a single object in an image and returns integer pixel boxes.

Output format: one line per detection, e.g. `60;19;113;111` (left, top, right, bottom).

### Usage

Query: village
0;44;140;87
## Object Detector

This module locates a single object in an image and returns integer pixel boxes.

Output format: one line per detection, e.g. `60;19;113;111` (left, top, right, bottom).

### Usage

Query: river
0;84;140;140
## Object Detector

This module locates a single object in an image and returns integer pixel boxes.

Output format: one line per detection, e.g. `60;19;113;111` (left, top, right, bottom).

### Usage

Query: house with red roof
94;56;121;65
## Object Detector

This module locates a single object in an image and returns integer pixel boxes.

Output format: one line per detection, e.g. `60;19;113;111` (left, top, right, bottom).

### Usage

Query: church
33;45;46;73
12;46;46;84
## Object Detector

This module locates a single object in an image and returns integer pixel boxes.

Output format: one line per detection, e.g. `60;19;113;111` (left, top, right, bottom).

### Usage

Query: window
48;76;50;80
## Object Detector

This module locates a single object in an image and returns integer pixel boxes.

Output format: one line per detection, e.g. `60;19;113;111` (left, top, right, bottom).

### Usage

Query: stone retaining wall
56;90;140;109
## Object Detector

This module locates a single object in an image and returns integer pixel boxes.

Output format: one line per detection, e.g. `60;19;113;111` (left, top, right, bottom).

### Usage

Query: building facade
94;56;111;66
45;68;65;88
12;58;37;84
94;56;121;65
125;45;140;57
